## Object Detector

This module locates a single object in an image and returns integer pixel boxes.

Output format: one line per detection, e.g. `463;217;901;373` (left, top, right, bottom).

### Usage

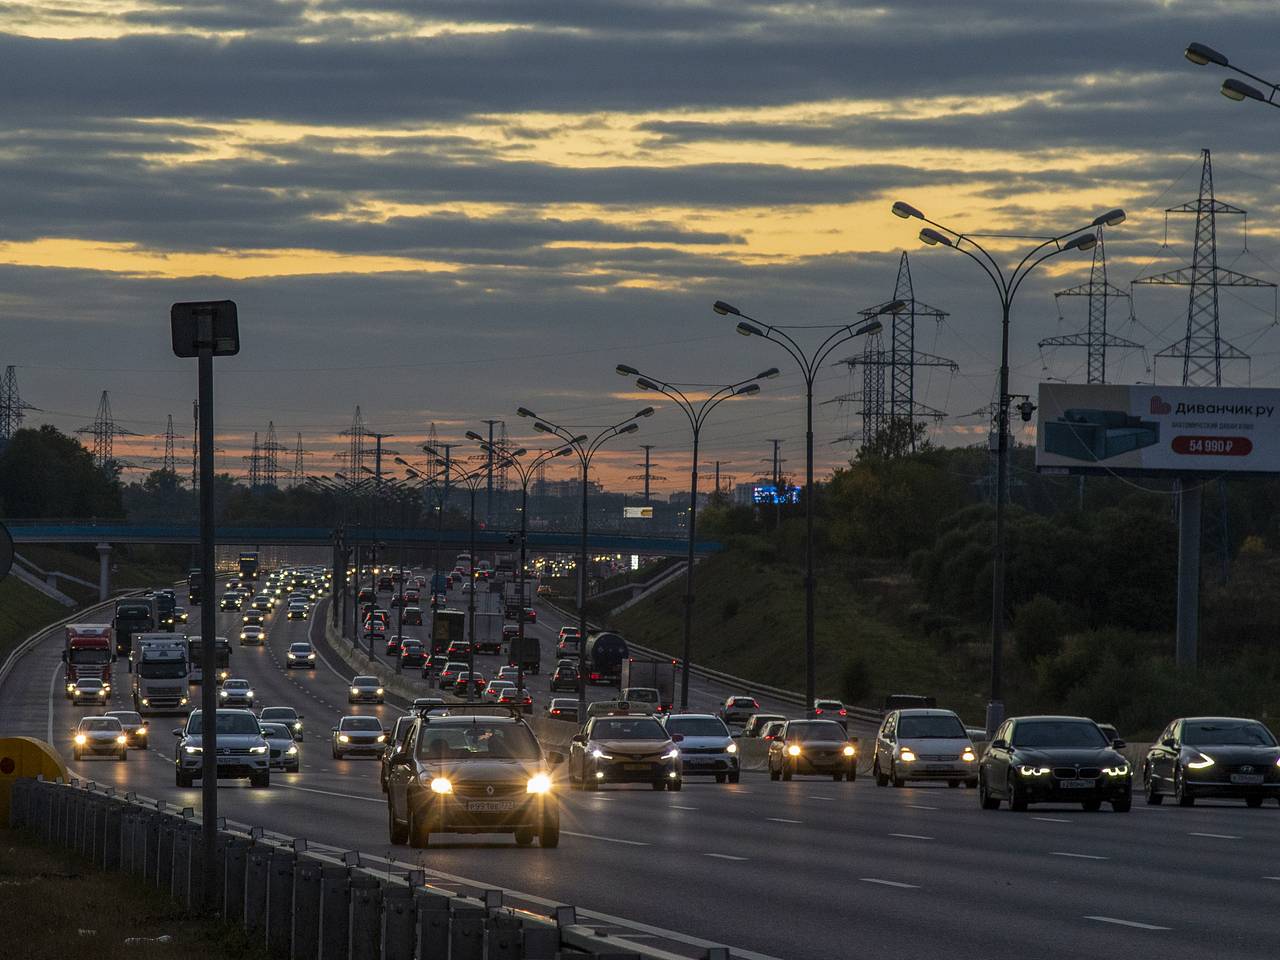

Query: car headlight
527;773;552;794
74;734;87;745
180;697;189;705
962;747;977;762
1103;764;1130;777
98;689;107;697
726;742;738;754
66;683;75;692
786;744;801;757
308;653;315;660
116;735;127;745
286;745;297;755
246;691;254;698
287;652;296;659
590;748;613;760
219;690;229;698
350;687;360;695
141;698;150;706
899;748;916;762
1187;753;1214;770
376;688;384;696
250;745;267;754
1018;765;1050;776
184;745;202;754
338;734;350;743
293;722;302;730
430;777;452;794
662;748;680;760
376;734;386;743
843;745;856;757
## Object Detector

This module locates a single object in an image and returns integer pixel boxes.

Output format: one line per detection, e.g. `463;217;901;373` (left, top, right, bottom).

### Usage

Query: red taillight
814;708;823;715
590;673;601;680
838;708;847;716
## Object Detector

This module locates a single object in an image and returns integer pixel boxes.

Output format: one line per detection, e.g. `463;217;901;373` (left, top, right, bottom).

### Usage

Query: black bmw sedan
1143;717;1280;807
978;715;1131;812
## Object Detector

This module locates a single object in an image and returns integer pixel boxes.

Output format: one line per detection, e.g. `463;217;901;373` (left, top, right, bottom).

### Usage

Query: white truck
132;634;190;715
473;611;504;655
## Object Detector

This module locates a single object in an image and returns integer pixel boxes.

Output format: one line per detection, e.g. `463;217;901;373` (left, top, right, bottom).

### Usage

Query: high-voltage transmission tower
244;431;263;488
149;413;184;476
1039;227;1144;383
76;391;138;471
628;444;667;501
0;364;36;446
833;254;957;450
339;406;367;476
291;432;309;483
261;421;286;488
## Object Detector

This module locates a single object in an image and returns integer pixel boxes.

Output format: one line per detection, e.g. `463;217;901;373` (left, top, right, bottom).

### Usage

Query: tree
856;417;931;461
0;425;123;518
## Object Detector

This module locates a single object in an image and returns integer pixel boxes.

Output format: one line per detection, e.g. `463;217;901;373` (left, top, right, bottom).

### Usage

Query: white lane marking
561;831;650;846
1051;852;1108;861
704;853;748;861
670;804;698;810
906;803;937;810
806;795;834;801
859;878;919;889
1264;876;1280;881
1033;816;1072;823
766;817;803;824
275;783;383;804
1084;916;1170;931
1188;832;1240;840
888;833;933;841
47;660;62;744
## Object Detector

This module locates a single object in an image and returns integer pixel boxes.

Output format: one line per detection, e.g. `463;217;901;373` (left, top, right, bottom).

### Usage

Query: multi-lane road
3;569;1279;959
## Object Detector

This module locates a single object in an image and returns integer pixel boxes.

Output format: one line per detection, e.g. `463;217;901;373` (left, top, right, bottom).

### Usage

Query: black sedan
978;715;1131;812
1143;716;1280;807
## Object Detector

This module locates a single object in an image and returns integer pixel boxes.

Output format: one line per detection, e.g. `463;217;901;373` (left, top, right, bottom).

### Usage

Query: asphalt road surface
4;572;1280;959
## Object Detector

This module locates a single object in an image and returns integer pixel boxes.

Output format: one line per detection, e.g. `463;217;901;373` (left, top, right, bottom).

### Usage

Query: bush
1013;595;1070;664
840;656;872;705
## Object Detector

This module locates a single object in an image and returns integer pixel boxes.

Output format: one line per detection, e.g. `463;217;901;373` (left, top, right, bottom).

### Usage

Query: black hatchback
979;715;1131;812
1143;716;1280;807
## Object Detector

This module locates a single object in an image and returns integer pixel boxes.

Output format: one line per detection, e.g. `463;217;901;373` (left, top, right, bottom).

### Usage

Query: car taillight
814;708;823;714
838;709;847;716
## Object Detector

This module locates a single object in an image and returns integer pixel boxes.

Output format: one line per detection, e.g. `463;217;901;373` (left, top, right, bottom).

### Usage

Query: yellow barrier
0;737;66;825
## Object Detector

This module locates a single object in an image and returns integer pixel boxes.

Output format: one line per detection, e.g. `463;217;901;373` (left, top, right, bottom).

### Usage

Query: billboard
753;484;801;504
623;506;653;519
1035;383;1280;476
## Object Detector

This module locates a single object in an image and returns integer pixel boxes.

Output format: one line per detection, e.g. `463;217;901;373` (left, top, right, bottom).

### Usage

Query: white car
348;676;384;704
285;642;316;669
239;625;266;645
872;708;978;789
332;715;387;758
73;715;128;761
70;677;110;705
485;679;516;702
219;678;255;707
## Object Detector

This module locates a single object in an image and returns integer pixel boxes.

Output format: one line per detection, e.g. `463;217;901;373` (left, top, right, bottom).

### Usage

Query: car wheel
873;759;889;788
831;772;842;782
250;771;270;789
332;749;341;760
539;811;560;848
1007;773;1027;812
177;770;192;788
1081;799;1102;812
583;772;598;792
1112;796;1132;813
782;762;793;782
1174;765;1195;807
846;768;857;782
72;750;81;762
407;796;431;849
118;750;128;762
651;780;665;791
947;780;959;788
891;762;906;788
715;774;726;784
965;778;978;789
388;801;408;845
668;779;683;792
769;762;780;782
1143;765;1163;805
728;772;740;784
514;828;535;847
979;771;1000;810
1246;794;1265;808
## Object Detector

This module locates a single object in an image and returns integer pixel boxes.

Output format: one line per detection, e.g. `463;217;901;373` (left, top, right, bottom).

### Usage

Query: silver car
70;677;110;706
259;721;300;772
73;716;128;761
348;676;384;704
662;714;740;783
872;708;978;788
174;708;270;787
219;678;255;707
332;715;387;759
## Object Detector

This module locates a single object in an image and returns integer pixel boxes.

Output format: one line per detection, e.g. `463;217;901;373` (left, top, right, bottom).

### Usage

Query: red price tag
1171;436;1252;456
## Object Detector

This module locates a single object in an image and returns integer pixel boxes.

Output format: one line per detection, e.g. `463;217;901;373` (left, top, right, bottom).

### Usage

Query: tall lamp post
515;406;654;717
1185;42;1280;108
397;454;451;589
614;364;777;708
710;300;894;718
891;200;1125;735
469;434;574;699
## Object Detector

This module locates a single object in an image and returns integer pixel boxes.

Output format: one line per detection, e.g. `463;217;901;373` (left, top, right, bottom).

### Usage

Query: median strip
1084;916;1169;931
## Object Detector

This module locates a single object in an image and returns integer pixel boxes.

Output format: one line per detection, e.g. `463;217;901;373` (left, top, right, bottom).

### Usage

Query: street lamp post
1185;42;1280;108
710;301;893;718
614;364;777;708
516;406;654;717
891;200;1125;736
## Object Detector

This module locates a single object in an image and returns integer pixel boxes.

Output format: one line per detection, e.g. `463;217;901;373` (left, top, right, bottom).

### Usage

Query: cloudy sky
3;0;1280;494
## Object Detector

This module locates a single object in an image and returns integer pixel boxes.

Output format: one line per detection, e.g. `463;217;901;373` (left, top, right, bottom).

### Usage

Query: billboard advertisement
753;484;801;504
1035;383;1280;476
623;506;653;519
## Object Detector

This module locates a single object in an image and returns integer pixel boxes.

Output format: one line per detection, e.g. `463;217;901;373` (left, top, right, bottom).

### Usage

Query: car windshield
342;717;383;731
260;723;292;738
76;679;103;689
898;715;968;739
815;701;843;710
353;677;377;686
787;721;846;742
289;644;311;653
187;713;262;736
416;722;541;760
261;708;297;720
107;712;142;725
393;717;414;742
80;718;121;731
592;718;668;740
1012;721;1107;749
627;689;659;702
225;681;249;690
731;698;757;707
69;649;111;664
1182;720;1277;747
665;717;729;737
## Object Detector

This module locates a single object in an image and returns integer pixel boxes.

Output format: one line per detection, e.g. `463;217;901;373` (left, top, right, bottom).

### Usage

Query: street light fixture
711;299;900;717
515;405;653;717
1185;41;1280;109
615;363;776;708
892;199;1124;736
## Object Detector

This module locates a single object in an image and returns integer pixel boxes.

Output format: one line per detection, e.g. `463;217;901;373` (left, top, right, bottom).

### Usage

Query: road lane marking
766;818;803;824
806;795;834;801
859;878;919;889
276;783;383;803
561;831;650;846
888;833;933;840
1188;832;1240;840
1033;817;1072;823
1264;876;1280;881
670;804;698;810
1084;916;1169;931
906;803;937;810
704;853;748;861
47;660;61;744
1051;852;1108;860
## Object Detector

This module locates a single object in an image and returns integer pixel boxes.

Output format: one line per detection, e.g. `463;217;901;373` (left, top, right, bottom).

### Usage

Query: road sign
1036;382;1280;476
0;521;12;584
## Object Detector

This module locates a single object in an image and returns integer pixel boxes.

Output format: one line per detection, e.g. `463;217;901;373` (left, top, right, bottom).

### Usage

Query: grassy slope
606;549;991;722
0;577;69;661
17;545;185;606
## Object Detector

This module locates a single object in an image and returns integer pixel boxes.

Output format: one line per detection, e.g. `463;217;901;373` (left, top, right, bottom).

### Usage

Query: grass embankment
17;545;186;606
0;827;268;960
0;577;69;661
606;548;992;724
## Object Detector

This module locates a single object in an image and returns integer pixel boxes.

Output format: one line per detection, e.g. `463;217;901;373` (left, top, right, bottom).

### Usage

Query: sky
4;0;1280;496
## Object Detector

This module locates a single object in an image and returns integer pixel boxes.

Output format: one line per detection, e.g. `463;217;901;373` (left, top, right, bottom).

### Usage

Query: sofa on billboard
1042;408;1160;462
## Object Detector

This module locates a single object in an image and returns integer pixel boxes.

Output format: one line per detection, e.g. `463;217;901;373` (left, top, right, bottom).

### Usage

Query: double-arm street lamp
710;300;897;717
614;364;778;708
468;434;574;699
396;454;451;589
1185;42;1280;109
891;200;1125;735
516;405;654;717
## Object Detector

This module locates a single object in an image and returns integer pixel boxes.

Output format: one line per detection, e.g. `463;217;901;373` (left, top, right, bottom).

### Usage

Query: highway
4;571;1280;959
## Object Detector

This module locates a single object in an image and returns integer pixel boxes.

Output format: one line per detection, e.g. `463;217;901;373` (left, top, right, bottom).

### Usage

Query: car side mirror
390;753;412;767
670;734;684;743
171;728;182;737
571;734;586;744
730;732;741;739
1112;739;1126;750
546;751;565;766
1161;737;1177;749
990;738;1008;750
60;651;67;662
142;720;150;727
331;727;338;733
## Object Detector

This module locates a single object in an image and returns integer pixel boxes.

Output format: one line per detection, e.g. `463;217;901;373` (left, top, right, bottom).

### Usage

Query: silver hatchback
873;708;978;788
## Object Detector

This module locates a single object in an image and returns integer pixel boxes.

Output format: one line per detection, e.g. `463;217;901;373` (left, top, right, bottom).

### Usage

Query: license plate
624;763;650;771
466;800;515;812
926;764;950;771
1060;778;1095;789
1231;774;1264;785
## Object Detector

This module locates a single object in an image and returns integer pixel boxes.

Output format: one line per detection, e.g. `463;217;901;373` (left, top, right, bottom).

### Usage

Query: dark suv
385;708;563;848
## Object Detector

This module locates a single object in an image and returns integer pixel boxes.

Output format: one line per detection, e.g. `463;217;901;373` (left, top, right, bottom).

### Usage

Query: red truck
63;624;114;699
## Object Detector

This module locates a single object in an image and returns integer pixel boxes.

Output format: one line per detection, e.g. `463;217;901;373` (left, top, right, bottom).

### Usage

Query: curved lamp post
614;364;778;708
892;199;1125;735
1185;42;1280;109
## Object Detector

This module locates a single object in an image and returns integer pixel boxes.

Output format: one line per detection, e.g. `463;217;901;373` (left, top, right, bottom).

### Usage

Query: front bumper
590;758;681;784
788;752;856;775
896;760;977;780
286;658;316;669
177;754;269;777
348;692;383;703
1020;775;1132;803
78;738;125;755
680;752;740;775
335;739;383;755
419;790;555;833
1183;774;1280;799
220;697;254;708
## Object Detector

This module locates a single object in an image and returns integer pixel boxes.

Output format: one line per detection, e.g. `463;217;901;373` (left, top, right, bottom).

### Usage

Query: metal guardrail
9;777;742;960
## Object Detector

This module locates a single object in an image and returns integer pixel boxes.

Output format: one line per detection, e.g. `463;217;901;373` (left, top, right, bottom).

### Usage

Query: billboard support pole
1176;480;1201;669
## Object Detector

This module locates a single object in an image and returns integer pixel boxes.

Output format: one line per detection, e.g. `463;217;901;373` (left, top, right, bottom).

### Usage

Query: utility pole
482;419;501;526
0;365;35;447
76;391;138;471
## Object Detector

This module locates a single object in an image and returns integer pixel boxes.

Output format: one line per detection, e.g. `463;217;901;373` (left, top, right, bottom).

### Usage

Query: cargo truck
186;635;232;685
620;657;678;713
131;634;190;714
429;608;466;656
238;550;259;581
62;625;114;698
506;633;541;674
583;631;629;686
473;611;504;655
112;597;157;661
151;589;178;631
187;568;204;604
